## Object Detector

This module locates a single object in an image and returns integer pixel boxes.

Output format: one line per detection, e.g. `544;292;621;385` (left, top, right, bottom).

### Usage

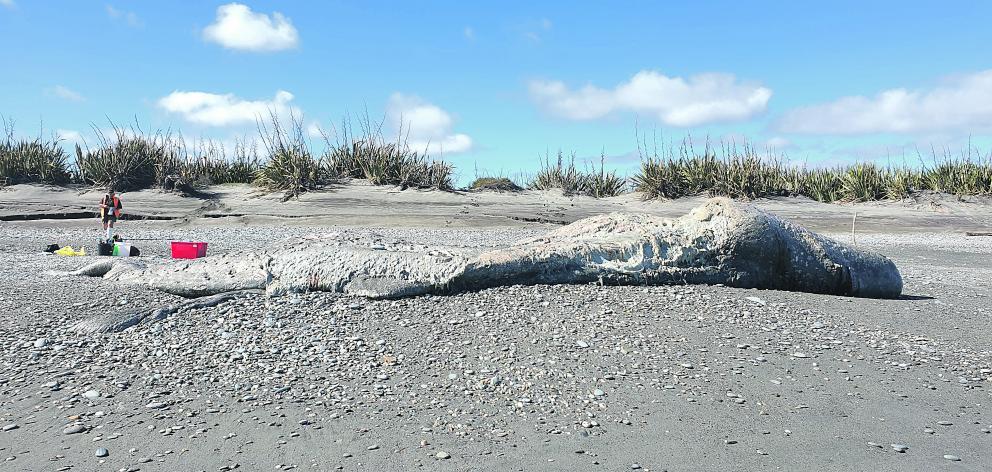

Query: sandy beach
1;184;990;471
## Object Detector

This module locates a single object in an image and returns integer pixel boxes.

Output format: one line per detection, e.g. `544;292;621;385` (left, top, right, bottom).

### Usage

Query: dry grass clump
586;155;627;198
469;176;523;192
253;113;321;198
320;117;453;190
530;151;587;195
200;139;262;185
253;113;456;198
529;151;626;197
0;119;72;186
324;139;453;190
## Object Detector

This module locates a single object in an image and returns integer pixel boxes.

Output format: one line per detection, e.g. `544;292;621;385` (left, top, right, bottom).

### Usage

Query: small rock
943;455;961;461
630;464;642;470
891;444;909;453
576;340;589;348
83;390;100;400
145;401;167;409
745;296;766;306
2;424;18;432
593;389;605;397
34;338;49;348
435;451;451;459
95;448;109;458
63;424;86;435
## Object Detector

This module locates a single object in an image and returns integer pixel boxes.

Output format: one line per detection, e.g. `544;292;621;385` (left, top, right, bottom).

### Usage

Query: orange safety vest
101;195;121;218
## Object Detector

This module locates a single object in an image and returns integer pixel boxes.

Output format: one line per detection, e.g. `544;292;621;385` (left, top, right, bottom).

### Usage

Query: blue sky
2;1;991;182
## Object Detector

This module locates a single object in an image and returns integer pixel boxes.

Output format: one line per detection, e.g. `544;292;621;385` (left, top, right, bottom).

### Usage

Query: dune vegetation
1;114;455;196
469;176;524;192
1;120;72;186
630;139;992;202
2;116;990;202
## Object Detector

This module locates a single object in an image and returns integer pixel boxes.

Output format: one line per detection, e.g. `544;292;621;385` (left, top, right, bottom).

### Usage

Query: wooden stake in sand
852;212;858;246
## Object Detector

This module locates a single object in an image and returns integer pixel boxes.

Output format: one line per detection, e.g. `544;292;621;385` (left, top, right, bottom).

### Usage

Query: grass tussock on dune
3;115;991;203
632;138;992;202
253;114;321;198
74;124;262;193
320;115;454;191
0;119;72;186
0;114;453;197
470;176;523;192
253;113;455;198
529;151;626;197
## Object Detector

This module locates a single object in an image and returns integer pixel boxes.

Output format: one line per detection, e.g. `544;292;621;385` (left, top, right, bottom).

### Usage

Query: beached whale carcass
70;198;903;302
453;198;902;299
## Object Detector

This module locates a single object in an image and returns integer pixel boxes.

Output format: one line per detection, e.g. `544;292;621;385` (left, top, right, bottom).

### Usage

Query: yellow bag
54;246;86;257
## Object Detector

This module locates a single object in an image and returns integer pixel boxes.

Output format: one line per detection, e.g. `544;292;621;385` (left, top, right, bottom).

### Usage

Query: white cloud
530;70;772;126
203;3;299;52
157;89;301;127
523;17;553;42
1;0;16;10
56;129;84;144
764;136;792;149
387;93;472;154
778;70;992;135
49;85;85;102
306;121;324;138
106;5;142;27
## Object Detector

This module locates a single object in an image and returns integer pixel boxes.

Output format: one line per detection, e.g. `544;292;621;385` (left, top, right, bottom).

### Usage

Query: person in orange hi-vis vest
99;187;123;241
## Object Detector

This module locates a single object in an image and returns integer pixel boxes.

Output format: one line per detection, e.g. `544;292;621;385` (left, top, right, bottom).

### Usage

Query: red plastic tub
170;241;208;259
